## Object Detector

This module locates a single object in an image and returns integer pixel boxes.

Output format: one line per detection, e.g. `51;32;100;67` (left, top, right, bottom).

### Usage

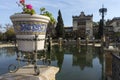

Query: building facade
72;12;93;39
108;17;120;32
104;26;114;42
64;27;73;39
106;17;120;42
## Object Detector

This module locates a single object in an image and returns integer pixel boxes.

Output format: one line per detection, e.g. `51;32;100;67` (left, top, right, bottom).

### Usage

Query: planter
10;14;50;52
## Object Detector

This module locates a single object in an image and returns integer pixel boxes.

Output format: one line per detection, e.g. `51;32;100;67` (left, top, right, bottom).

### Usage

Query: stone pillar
86;37;89;45
93;37;95;46
78;37;81;46
76;37;81;46
59;38;62;46
101;35;106;47
106;37;109;48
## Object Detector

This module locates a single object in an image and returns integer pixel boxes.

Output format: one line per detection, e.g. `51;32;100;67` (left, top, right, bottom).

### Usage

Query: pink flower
20;0;25;4
26;4;32;10
17;0;35;14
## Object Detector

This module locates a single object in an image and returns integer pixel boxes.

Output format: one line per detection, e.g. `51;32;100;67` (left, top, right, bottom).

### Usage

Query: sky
0;0;120;27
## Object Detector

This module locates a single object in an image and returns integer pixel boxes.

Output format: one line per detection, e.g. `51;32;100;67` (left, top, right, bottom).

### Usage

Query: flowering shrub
17;0;56;23
18;0;35;15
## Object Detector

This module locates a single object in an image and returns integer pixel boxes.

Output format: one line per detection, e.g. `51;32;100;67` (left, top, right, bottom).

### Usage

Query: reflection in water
51;45;64;72
105;51;112;78
44;45;105;80
73;46;94;70
0;47;16;57
0;47;16;75
0;45;112;80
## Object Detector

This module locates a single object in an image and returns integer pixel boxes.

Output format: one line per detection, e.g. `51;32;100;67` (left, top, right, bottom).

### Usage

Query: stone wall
112;53;120;80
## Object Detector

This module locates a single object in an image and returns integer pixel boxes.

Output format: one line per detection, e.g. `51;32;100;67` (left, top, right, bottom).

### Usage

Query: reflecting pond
0;45;111;80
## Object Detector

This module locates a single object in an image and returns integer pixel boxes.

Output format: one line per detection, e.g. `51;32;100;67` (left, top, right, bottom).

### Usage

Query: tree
4;25;15;41
93;21;99;26
98;19;104;39
0;32;3;41
40;7;56;24
55;10;64;38
0;25;3;41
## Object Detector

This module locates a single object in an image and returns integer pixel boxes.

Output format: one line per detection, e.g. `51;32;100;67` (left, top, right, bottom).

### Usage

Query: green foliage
40;7;45;14
55;10;64;38
94;33;99;39
40;8;56;24
0;32;3;41
5;27;15;41
98;19;104;39
40;7;56;38
23;8;36;15
114;32;120;37
93;22;99;26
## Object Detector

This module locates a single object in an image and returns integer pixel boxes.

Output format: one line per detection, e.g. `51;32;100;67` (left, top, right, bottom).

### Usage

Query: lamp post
99;5;107;80
99;5;107;46
99;5;107;21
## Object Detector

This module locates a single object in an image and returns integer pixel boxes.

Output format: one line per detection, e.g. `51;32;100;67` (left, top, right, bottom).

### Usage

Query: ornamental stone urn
10;14;50;52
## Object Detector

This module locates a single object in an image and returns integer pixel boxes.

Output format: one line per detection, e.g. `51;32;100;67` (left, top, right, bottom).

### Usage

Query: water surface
0;45;107;80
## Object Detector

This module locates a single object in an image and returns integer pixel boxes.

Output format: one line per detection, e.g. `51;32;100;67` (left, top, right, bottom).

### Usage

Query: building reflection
72;46;94;70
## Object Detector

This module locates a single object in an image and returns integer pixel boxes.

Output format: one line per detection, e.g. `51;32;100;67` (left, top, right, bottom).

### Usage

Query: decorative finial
102;4;104;8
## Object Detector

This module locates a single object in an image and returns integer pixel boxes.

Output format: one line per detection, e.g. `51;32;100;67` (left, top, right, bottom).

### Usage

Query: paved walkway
0;65;59;80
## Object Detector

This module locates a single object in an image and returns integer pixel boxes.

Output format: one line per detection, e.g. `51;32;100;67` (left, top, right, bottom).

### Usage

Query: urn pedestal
10;14;50;52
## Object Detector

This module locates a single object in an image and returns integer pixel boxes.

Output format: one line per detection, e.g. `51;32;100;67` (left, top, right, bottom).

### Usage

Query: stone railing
112;53;120;80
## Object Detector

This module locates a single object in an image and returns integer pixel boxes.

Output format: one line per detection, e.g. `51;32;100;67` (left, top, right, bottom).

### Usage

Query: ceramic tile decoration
10;14;50;52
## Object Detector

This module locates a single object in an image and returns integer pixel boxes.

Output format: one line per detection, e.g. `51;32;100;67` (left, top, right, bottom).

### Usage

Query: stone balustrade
112;53;120;80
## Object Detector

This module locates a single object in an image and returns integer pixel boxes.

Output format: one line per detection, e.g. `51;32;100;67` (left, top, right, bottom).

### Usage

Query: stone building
93;25;99;39
104;26;114;42
72;12;93;39
108;17;120;32
106;17;120;42
64;27;73;39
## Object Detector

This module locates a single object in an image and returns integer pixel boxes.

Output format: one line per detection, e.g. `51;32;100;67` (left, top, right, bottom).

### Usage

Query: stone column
101;35;106;47
86;37;89;45
76;37;81;46
59;37;62;46
93;37;95;46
